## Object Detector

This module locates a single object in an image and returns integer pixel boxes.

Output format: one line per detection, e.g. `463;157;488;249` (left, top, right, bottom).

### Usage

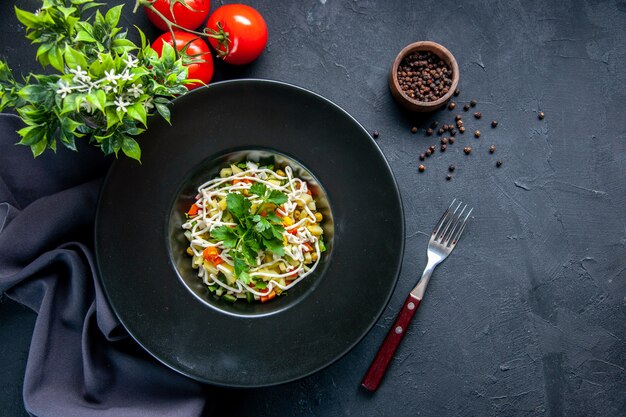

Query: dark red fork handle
361;294;421;392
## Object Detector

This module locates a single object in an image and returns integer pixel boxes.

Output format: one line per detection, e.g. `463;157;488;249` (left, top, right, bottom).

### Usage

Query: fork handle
361;294;421;392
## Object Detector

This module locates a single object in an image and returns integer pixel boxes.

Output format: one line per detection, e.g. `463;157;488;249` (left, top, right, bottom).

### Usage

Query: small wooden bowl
389;41;459;112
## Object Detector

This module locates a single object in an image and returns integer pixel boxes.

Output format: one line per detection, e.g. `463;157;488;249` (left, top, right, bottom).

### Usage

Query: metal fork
361;199;473;392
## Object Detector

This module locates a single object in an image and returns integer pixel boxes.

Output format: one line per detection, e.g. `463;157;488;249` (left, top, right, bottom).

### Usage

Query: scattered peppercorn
438;128;444;135
396;51;454;102
474;130;481;138
372;130;379;138
429;145;436;152
491;120;498;128
463;103;470;111
454;89;460;96
450;128;456;136
446;174;452;181
449;137;455;144
426;128;434;136
441;144;447;152
455;115;462;121
496;160;503;167
470;99;477;107
419;153;425;161
411;126;418;134
459;127;465;133
448;164;455;172
448;101;456;110
443;124;449;131
441;137;448;144
425;148;433;157
464;146;472;154
418;164;426;172
538;111;545;120
474;112;482;119
431;121;438;128
489;144;496;154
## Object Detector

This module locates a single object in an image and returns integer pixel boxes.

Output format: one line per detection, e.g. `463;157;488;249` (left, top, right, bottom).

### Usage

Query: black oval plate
95;79;404;387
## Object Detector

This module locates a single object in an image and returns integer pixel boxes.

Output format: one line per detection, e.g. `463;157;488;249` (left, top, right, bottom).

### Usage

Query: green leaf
105;5;123;27
253;216;272;234
234;257;250;283
226;193;251;221
263;237;284;257
135;26;148;50
17;125;46;146
14;7;39;28
267;190;288;205
105;107;120;129
30;137;48;157
126;102;147;127
85;90;106;113
253;280;267;290
75;30;97;43
266;211;282;224
48;46;64;72
18;84;50;103
249;183;267;197
121;136;141;161
211;226;239;248
160;41;176;67
64;48;88;70
155;103;171;124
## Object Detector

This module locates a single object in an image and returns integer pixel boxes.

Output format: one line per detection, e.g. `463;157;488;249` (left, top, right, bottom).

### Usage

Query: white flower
80;99;94;113
143;97;154;110
102;84;113;93
114;96;131;113
120;69;133;82
104;69;118;84
124;55;138;68
56;80;72;98
69;65;89;82
127;83;144;98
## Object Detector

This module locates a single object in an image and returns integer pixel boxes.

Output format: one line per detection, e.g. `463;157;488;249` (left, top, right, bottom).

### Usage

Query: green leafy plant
210;184;288;283
0;0;194;161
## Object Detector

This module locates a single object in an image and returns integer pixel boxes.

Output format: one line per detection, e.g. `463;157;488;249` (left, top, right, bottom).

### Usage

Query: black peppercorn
489;144;496;154
431;121;438;128
448;164;455;172
446;174;452;181
491;120;498;128
441;144;447;152
448;101;456;110
372;130;379;138
419;153;426;161
449;137;455;144
474;112;482;119
426;128;434;136
470;99;477;107
418;164;426;172
496;160;503;167
459;127;465;134
426;148;433;157
463;103;470;111
411;126;418;134
454;89;460;96
474;130;481;138
438;128;444;135
441;137;448;144
455;115;462;121
464;146;472;154
538;111;545;120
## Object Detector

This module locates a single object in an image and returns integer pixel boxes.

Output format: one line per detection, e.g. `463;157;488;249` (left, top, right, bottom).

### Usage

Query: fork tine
437;201;462;241
448;207;473;247
432;199;456;238
442;203;467;245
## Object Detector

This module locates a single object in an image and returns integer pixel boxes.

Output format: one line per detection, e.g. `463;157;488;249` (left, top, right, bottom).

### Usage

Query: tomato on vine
206;4;268;65
145;0;210;31
151;31;214;90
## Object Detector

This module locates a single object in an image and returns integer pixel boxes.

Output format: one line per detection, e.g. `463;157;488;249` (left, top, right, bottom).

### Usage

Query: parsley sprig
210;183;289;284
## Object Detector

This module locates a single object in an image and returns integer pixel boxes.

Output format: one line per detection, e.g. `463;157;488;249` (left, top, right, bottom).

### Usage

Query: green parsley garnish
210;183;288;283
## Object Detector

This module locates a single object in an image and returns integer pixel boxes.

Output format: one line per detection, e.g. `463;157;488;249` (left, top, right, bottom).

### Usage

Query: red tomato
151;31;214;90
206;4;268;65
145;0;210;31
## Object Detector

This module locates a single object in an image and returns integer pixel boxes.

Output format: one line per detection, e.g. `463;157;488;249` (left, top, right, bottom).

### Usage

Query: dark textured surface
1;0;625;416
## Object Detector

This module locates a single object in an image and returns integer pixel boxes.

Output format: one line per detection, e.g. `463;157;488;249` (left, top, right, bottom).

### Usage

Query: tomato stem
134;0;229;60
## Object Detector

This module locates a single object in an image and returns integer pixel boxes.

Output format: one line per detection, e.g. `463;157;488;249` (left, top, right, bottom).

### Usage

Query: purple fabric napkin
0;114;207;416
